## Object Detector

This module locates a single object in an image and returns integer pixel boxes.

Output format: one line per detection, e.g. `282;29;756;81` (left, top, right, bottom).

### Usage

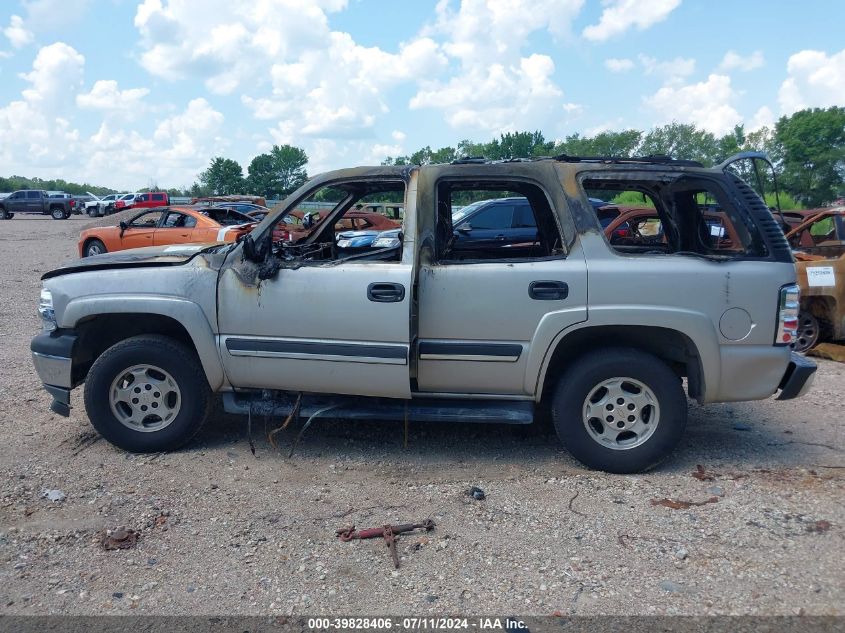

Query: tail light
775;284;800;345
70;199;75;208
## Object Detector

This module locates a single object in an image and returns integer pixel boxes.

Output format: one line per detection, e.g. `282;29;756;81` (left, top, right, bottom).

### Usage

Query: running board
222;391;534;425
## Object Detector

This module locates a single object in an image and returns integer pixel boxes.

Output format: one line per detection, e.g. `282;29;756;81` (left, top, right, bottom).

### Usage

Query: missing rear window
583;175;767;259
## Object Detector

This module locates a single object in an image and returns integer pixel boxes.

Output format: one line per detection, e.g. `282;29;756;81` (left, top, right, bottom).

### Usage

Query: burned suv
31;155;815;473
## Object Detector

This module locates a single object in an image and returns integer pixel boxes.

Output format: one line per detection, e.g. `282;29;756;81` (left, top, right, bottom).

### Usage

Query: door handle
529;280;568;300
367;282;405;303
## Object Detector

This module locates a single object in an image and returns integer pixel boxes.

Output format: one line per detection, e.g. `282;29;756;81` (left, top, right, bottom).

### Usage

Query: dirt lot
0;216;843;616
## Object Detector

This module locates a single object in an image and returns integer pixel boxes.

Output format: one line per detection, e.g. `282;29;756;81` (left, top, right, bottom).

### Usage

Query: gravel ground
0;215;843;616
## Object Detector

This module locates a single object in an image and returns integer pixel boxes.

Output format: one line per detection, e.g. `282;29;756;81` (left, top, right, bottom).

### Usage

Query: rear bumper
31;331;78;417
776;351;817;400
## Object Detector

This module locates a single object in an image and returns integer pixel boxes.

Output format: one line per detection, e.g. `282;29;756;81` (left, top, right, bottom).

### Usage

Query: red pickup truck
114;192;170;211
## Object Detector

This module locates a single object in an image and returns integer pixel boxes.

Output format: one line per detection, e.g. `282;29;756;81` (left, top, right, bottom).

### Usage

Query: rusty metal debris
100;527;138;550
691;464;718;481
336;519;435;569
650;496;720;510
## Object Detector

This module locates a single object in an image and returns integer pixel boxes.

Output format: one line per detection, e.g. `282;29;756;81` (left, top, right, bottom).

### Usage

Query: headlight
38;288;56;331
372;237;400;248
337;239;351;248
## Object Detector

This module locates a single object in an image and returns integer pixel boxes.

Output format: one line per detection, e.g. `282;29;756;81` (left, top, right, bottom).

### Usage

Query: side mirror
457;222;472;233
119;220;128;237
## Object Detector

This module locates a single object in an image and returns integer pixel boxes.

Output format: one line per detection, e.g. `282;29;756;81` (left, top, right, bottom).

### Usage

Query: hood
42;243;226;280
336;230;380;239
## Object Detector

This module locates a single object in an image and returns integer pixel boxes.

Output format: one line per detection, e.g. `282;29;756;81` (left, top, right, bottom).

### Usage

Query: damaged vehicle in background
78;206;257;257
32;153;815;474
785;206;845;351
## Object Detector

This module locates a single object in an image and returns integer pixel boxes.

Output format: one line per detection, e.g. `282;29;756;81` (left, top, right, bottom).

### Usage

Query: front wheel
87;207;99;218
551;348;687;473
84;335;212;452
84;239;107;257
0;209;12;219
50;207;67;220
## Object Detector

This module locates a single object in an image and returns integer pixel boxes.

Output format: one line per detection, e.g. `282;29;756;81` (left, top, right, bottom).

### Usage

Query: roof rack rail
450;156;488;165
553;154;703;167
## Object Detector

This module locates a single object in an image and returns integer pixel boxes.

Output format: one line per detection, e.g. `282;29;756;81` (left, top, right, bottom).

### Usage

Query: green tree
640;122;719;165
199;157;245;195
773;107;845;207
246;144;308;199
554;130;643;157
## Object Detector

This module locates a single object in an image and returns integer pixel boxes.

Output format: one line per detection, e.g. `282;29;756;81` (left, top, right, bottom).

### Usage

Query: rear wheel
50;206;67;220
792;311;820;353
84;335;212;452
84;239;107;257
551;348;687;473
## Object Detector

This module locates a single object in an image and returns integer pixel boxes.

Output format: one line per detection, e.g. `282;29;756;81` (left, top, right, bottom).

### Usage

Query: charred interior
584;174;768;259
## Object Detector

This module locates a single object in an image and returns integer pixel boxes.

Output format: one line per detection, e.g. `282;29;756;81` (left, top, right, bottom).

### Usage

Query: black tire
0;208;11;219
83;239;107;257
84;335;212;452
551;347;687;473
50;206;66;220
87;207;99;218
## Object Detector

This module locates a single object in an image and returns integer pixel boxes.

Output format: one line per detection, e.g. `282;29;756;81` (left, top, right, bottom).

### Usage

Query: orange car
78;206;257;257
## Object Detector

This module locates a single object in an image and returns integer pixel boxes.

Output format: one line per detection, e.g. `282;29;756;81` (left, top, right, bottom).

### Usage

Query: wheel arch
536;324;708;404
62;300;225;390
802;295;839;340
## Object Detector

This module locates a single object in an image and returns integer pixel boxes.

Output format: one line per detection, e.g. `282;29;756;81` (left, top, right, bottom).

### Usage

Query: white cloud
133;0;347;93
748;106;775;131
643;73;742;135
76;80;150;113
778;48;845;115
411;54;564;132
4;15;33;48
0;43;84;170
81;99;227;188
244;31;446;137
408;0;584;134
583;0;681;42
638;54;695;80
719;50;764;72
604;57;634;72
20;42;84;105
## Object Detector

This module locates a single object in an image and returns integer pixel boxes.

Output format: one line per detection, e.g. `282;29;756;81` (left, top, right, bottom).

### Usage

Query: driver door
216;175;415;399
120;210;164;249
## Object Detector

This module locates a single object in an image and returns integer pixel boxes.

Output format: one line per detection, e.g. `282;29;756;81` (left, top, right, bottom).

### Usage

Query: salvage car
785;207;845;351
0;189;74;219
32;154;815;473
84;193;125;217
77;206;256;257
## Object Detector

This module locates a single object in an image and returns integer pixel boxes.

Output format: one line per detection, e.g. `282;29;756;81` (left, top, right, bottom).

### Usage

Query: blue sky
1;0;843;190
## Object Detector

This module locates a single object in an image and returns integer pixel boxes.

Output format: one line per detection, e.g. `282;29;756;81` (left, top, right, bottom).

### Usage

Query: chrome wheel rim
109;364;181;432
582;377;659;450
87;242;103;256
792;311;819;353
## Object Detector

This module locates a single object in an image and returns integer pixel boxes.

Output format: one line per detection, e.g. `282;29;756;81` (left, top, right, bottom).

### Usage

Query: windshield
452;200;487;224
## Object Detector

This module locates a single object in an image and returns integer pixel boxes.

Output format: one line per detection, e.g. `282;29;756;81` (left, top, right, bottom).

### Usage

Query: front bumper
776;351;817;400
31;330;78;417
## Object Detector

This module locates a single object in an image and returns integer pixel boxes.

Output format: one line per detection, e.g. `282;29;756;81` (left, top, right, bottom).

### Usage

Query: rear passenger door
415;172;588;397
154;211;196;245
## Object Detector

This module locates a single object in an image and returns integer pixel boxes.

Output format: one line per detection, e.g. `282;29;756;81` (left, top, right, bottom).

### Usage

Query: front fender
60;294;225;390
